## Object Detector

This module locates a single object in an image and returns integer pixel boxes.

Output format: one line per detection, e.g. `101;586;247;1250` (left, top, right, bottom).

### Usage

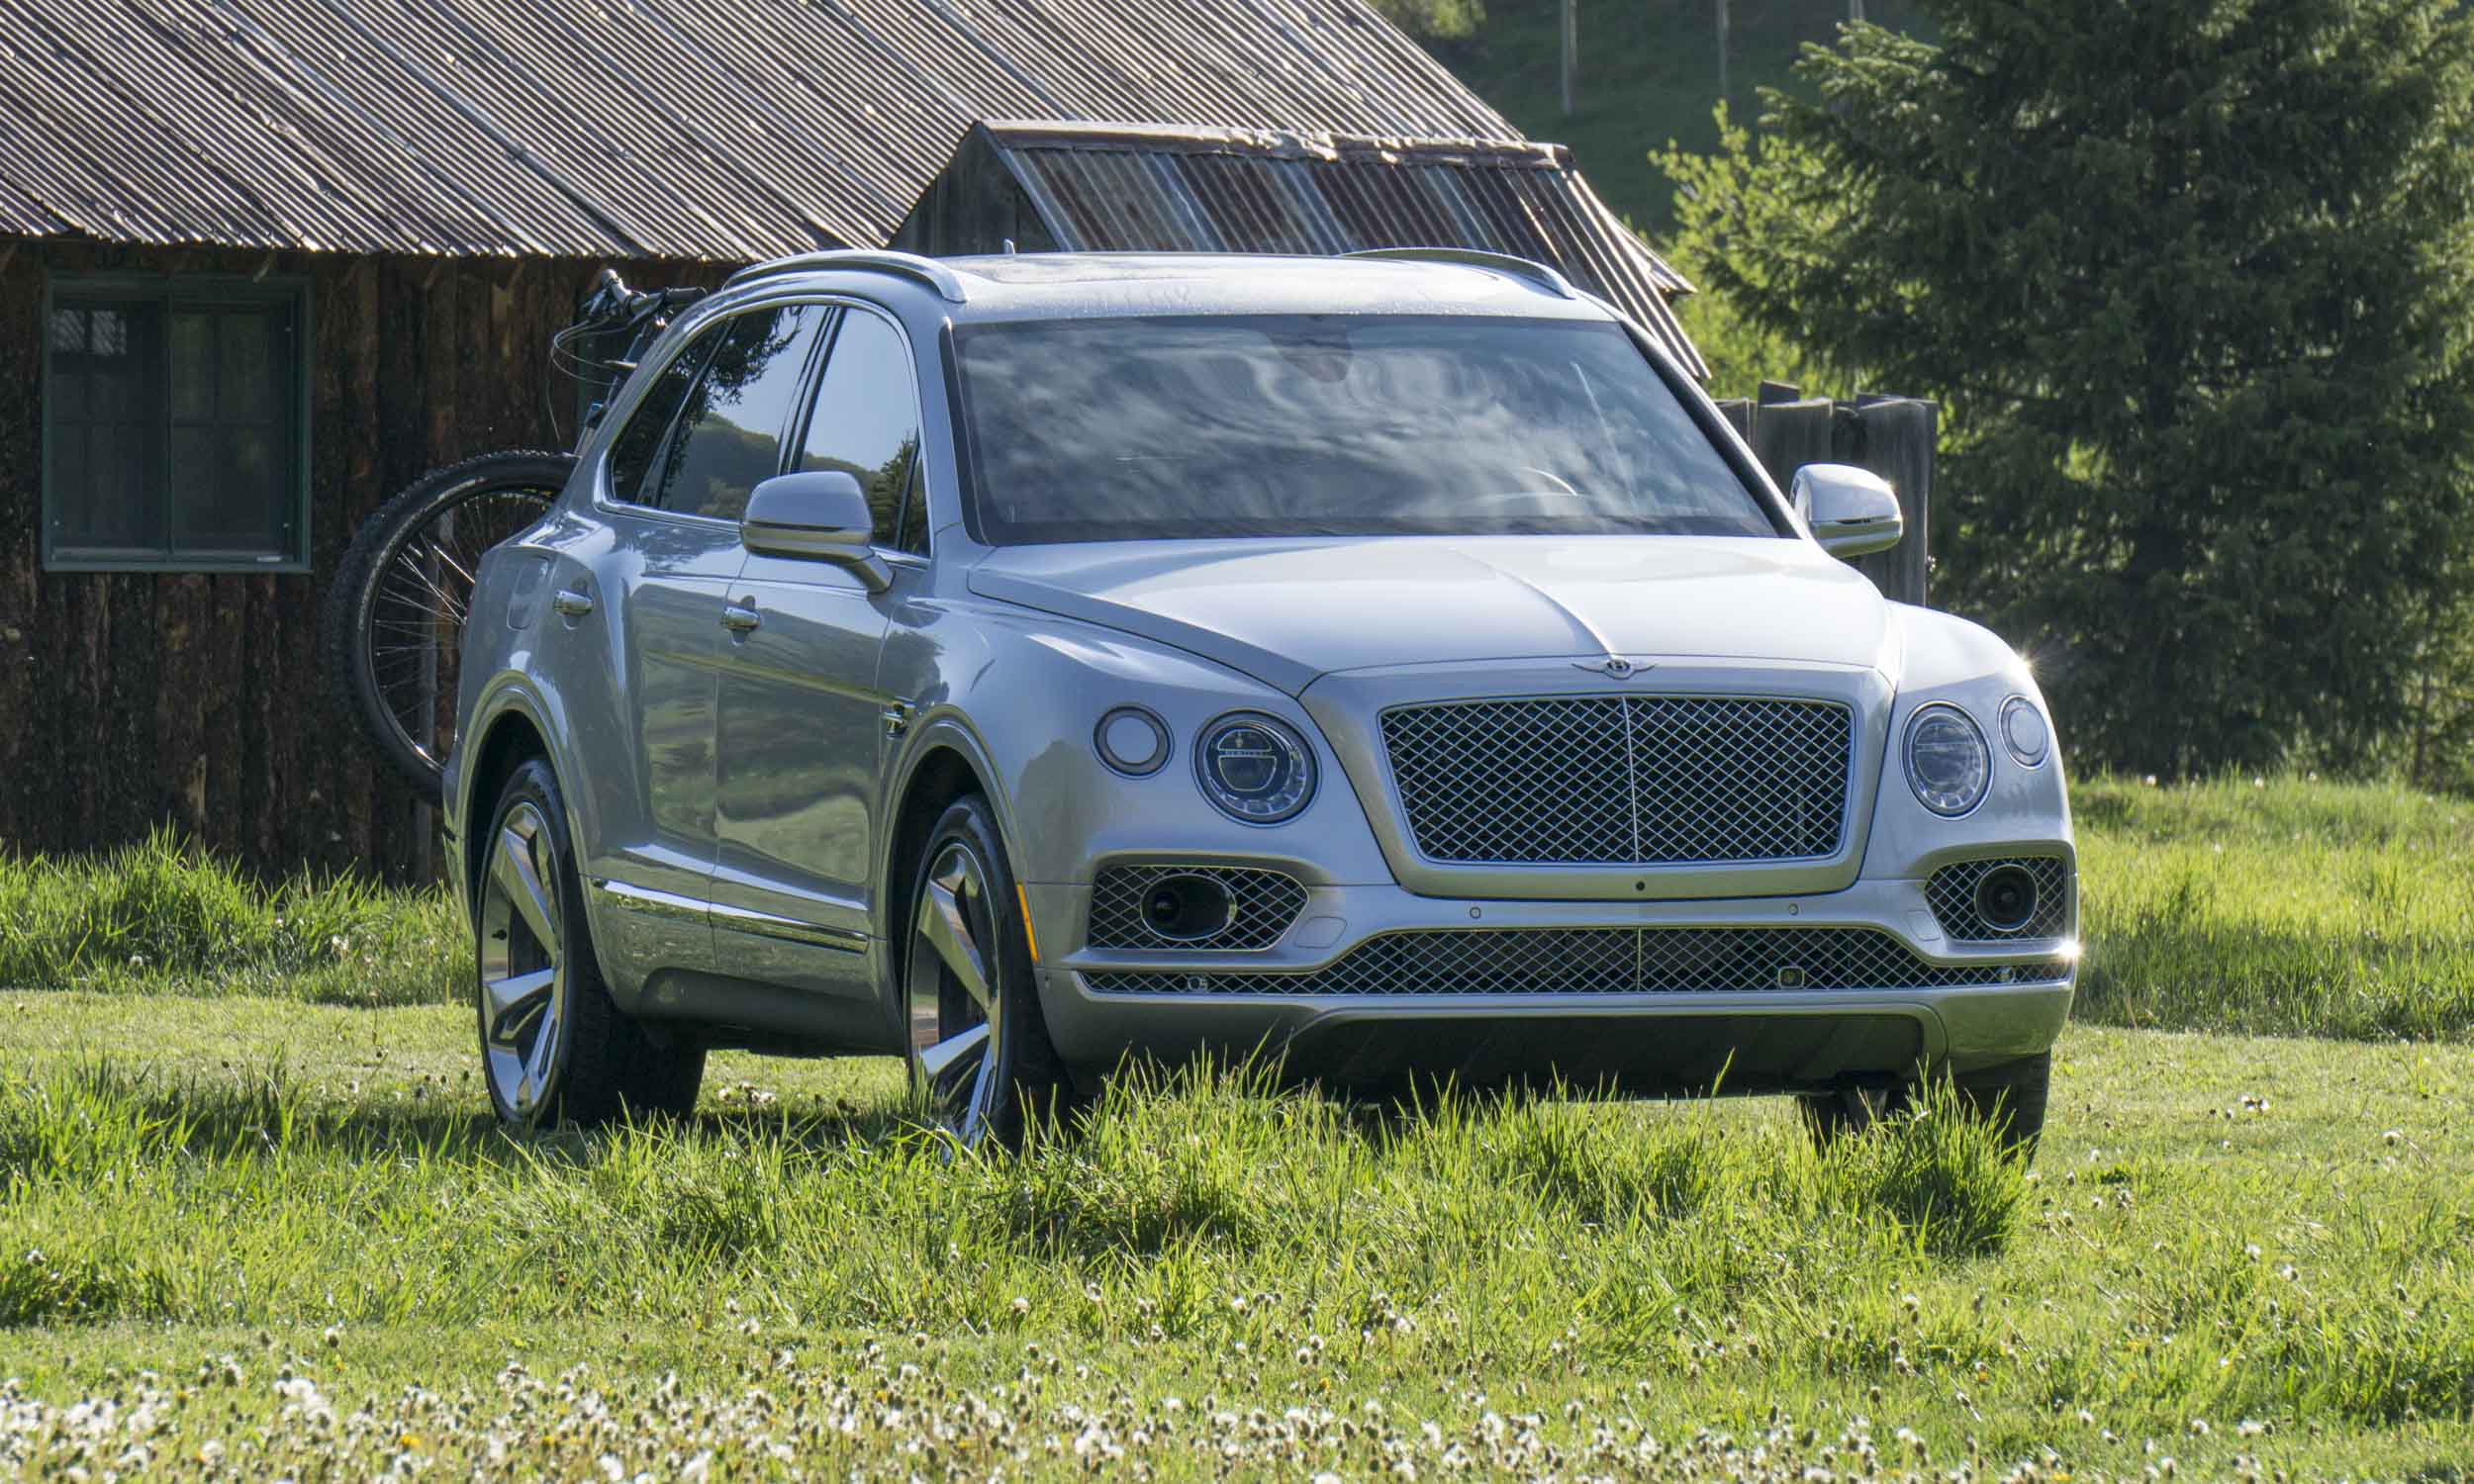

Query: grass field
3;775;2471;1477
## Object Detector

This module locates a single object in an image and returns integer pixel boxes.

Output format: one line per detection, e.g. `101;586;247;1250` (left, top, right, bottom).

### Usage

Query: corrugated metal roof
0;0;1699;370
981;122;1705;377
0;0;1517;258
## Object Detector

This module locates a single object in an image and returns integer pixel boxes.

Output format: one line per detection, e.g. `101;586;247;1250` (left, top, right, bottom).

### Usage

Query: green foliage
2074;772;2474;1039
2;998;2472;1472
0;830;462;1004
1650;105;1853;398
1368;0;1485;41
1672;0;2474;776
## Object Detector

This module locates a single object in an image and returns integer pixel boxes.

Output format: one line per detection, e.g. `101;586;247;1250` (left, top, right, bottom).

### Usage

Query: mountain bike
321;272;706;802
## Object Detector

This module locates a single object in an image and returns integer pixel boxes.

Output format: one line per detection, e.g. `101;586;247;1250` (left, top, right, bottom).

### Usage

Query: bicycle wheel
323;451;573;802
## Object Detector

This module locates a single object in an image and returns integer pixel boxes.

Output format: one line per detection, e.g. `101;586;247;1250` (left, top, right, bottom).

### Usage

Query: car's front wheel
1798;1051;2051;1158
902;795;1071;1147
475;758;705;1131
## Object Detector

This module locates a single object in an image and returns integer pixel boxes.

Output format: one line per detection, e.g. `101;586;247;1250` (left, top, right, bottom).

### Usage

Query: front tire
902;795;1070;1147
476;759;704;1130
1798;1052;2051;1158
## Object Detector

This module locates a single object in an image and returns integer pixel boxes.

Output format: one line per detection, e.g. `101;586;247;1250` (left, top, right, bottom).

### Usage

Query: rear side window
636;304;827;521
604;324;717;507
796;309;924;552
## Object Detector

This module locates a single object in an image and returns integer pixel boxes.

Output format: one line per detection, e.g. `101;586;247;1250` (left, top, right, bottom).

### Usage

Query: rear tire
475;758;704;1131
1798;1052;2050;1158
324;451;572;803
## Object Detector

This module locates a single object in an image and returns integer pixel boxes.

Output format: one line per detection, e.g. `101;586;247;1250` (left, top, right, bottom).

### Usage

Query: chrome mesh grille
1925;857;2072;941
1083;927;2069;995
1380;696;1854;865
1085;866;1309;952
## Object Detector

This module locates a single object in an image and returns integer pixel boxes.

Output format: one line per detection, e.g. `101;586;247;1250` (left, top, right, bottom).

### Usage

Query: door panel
710;561;898;994
712;305;925;996
575;302;830;987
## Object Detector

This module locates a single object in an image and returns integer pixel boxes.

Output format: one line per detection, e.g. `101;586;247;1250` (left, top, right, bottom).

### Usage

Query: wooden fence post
1748;383;1834;498
1842;395;1934;606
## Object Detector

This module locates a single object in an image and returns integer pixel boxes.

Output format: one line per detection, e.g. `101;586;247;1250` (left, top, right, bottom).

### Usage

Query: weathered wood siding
0;242;719;880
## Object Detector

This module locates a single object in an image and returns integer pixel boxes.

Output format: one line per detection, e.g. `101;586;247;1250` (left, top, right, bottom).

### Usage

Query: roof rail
1341;247;1576;300
725;249;969;303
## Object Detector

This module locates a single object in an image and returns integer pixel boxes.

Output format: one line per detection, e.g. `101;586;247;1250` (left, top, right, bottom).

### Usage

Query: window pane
217;308;281;421
797;310;919;546
605;325;722;507
47;295;165;557
169;311;213;421
46;281;302;569
954;316;1773;544
893;460;929;557
642;304;824;521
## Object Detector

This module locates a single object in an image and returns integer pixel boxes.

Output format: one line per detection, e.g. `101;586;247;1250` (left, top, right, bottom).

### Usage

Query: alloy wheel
906;840;1003;1143
478;800;568;1122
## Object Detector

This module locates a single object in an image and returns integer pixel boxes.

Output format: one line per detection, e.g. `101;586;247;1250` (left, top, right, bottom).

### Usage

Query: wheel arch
876;721;1027;1020
457;698;557;916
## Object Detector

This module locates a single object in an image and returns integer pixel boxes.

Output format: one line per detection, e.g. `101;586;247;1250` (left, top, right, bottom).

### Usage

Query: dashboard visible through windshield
953;314;1780;546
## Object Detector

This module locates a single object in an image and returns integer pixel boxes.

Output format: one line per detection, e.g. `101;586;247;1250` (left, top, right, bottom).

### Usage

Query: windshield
953;315;1777;545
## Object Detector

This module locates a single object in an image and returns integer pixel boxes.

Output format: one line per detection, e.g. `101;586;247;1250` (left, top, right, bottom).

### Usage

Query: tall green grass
0;830;461;1006
2075;774;2474;1041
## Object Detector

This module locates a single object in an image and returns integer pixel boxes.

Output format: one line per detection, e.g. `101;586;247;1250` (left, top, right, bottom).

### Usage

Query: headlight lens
1904;703;1990;816
1194;712;1317;824
2000;696;2050;767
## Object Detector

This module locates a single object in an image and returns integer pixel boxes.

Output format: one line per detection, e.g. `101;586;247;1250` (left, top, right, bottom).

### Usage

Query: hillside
1419;0;1933;232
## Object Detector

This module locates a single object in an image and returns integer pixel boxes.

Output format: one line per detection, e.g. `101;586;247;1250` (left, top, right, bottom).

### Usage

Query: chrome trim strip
591;878;708;924
708;899;870;954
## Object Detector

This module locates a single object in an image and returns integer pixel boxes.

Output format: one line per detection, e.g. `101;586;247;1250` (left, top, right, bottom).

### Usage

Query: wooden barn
0;0;1700;880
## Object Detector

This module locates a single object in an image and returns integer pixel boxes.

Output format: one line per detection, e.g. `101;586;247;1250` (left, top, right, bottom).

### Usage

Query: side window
604;324;720;507
638;304;827;521
797;310;922;551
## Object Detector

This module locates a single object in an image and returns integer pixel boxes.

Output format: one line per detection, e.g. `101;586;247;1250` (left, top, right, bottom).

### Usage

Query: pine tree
1677;0;2474;774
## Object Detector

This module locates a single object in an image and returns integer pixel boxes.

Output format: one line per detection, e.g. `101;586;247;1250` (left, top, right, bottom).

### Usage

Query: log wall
0;242;721;881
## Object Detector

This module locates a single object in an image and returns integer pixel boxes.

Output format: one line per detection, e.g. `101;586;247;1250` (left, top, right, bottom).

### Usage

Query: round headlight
1194;712;1317;824
2000;696;2050;768
1904;703;1990;816
1094;705;1171;777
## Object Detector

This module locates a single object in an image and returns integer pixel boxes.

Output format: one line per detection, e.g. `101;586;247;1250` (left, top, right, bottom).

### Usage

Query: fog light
1140;874;1235;940
1094;705;1171;777
1974;863;2040;933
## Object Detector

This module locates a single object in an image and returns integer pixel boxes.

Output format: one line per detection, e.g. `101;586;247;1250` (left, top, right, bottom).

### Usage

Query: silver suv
446;249;2076;1149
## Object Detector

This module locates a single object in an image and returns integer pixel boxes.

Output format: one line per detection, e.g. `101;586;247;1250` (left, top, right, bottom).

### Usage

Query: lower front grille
1085;866;1307;952
1926;857;2072;941
1082;927;2070;996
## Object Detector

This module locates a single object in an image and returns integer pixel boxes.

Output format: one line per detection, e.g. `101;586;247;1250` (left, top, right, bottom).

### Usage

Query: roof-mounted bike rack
1340;247;1577;300
725;249;970;303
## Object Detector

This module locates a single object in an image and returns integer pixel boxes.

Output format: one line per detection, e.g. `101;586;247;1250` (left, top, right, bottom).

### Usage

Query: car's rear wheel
476;758;704;1131
1798;1051;2050;1158
902;796;1070;1147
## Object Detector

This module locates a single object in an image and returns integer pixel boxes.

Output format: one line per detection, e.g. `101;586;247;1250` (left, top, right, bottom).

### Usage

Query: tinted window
605;325;718;506
797;310;921;548
640;305;826;521
954;316;1776;545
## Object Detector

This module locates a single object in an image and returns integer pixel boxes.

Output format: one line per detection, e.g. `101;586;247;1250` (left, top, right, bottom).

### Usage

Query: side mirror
1790;463;1903;559
740;470;890;591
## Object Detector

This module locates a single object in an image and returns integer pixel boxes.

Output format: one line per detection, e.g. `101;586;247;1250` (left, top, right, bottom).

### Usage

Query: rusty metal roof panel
0;0;1697;371
979;122;1705;376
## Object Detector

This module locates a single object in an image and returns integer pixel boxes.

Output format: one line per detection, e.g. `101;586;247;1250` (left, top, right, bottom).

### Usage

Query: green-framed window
42;273;311;573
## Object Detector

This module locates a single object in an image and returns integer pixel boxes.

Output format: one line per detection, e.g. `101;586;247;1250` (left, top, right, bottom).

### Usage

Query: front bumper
1025;875;2076;1094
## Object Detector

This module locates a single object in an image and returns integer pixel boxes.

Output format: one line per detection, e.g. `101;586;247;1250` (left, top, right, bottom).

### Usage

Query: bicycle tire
323;451;574;803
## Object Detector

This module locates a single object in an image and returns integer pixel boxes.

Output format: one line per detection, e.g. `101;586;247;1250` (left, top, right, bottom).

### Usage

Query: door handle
550;588;594;617
719;601;762;634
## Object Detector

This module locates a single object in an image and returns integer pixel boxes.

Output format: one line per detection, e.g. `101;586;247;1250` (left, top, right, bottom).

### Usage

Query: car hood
967;536;1898;696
